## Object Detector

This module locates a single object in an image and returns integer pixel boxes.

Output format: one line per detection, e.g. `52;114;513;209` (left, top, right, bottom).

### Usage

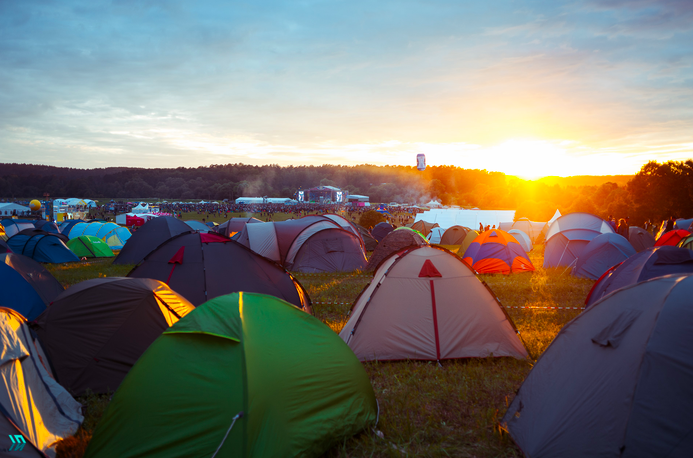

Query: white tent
414;209;516;230
548;209;562;224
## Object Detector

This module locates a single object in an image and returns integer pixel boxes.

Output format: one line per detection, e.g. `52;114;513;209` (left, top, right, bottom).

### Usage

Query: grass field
46;233;593;457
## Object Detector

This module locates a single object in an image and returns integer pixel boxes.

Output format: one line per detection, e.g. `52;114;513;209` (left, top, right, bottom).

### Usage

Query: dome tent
7;230;79;264
128;232;311;310
508;229;532;252
0;253;64;320
67;221;131;249
628;226;655;252
366;227;428;271
585;246;693;308
371;222;394;242
543;213;614;268
32;277;195;396
439;225;471;245
503;274;693;458
216;217;262;237
354;223;378;251
427;226;446;244
67;235;115;258
341;246;528;361
113;216;193;265
0;308;83;458
0;219;34;238
85;292;378;458
655;229;690;247
462;230;534;274
408;220;440;238
573;233;636;280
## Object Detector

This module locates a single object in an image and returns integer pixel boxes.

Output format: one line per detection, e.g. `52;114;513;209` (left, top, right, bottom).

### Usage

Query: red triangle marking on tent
168;246;185;264
419;259;442;277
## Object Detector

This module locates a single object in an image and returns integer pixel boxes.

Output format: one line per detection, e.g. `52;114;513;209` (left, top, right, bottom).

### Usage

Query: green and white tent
85;292;378;458
66;235;114;258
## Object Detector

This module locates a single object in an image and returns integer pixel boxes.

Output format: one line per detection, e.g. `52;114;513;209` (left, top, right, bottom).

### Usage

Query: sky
1;0;692;178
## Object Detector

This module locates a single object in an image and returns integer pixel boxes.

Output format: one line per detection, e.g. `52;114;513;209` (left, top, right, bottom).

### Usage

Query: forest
0;160;691;224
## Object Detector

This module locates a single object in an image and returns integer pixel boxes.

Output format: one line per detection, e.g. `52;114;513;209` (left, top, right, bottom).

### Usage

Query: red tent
655;229;690;247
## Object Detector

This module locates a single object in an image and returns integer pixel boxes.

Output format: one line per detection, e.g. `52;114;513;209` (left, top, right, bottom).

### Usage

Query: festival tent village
2;203;693;456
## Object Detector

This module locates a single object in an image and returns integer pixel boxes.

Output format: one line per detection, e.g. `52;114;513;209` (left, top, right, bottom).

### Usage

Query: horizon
2;2;692;177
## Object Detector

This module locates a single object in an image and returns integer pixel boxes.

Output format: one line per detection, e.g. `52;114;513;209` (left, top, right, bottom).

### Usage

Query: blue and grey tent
33;220;61;234
573;233;636;280
544;213;614;268
585;246;693;308
0;253;64;320
7;230;79;264
1;219;35;238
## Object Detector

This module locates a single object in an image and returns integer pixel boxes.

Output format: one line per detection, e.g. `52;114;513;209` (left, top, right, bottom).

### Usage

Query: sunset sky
1;0;692;178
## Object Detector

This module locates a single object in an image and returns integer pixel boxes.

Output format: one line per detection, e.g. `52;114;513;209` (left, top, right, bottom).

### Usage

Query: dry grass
51;238;593;458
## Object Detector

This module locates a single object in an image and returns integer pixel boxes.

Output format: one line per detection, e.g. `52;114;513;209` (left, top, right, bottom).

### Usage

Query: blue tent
59;219;87;235
544;213;615;269
585;246;693;308
574;233;636;280
0;253;64;319
184;220;212;232
7;231;80;263
34;220;61;234
371;222;394;242
1;219;35;238
544;228;601;268
674;218;693;231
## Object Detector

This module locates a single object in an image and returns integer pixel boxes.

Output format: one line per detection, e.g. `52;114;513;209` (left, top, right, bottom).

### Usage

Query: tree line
0;160;690;225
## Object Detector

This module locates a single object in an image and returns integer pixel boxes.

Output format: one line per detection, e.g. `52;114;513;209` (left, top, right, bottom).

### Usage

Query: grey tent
32;277;195;396
628;226;656;252
341;246;527;361
354;223;378;251
502;274;693;457
0;308;83;457
439;226;471;245
113;216;193;265
216;217;262;237
366;227;427;271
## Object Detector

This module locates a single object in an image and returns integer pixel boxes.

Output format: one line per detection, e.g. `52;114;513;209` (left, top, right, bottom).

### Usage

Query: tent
585;246;693;308
427;226;445;244
408;220;440;238
113;216;193;265
321;214;365;251
341;246;528;361
7;230;79;264
0;219;34;238
629;226;656;252
354;223;378;251
0;238;9;253
439;226;470;245
502;274;693;457
235;217;367;272
548;209;561;224
185;220;213;232
0;307;84;457
0;253;64;320
573;233;636;280
543;213;614;268
85;292;377;458
33;277;195;396
128;232;311;310
508;229;532;253
33;220;61;234
371;222;394;242
366;227;428;271
57;219;86;235
655;229;690;247
462;230;535;274
216;217;263;237
67;235;115;258
509;218;547;243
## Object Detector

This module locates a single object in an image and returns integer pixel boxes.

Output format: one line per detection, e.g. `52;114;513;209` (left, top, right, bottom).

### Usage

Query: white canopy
415;209;516;230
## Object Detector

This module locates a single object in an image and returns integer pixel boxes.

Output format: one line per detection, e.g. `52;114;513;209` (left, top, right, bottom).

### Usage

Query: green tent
85;292;378;457
67;235;114;258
